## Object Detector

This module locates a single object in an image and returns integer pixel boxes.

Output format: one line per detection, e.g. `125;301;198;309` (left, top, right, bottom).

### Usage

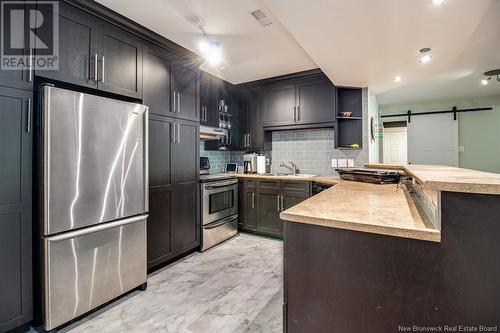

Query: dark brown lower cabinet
239;180;257;231
147;186;173;268
147;116;199;271
239;179;310;238
172;182;199;253
0;87;32;332
257;187;283;237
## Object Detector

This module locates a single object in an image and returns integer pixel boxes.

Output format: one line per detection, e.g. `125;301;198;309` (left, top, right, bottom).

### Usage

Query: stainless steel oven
202;178;238;225
200;176;238;251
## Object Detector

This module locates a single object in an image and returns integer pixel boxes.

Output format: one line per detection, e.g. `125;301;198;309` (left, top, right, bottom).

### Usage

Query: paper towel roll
257;156;266;174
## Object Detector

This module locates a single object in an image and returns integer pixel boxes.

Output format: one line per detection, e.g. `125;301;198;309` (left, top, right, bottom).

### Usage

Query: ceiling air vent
251;9;272;26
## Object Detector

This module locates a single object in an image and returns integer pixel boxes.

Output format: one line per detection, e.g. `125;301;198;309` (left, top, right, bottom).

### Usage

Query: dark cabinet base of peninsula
283;191;500;333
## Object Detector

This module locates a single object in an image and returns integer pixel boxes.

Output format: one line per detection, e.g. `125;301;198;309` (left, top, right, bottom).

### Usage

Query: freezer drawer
43;216;147;330
201;214;238;251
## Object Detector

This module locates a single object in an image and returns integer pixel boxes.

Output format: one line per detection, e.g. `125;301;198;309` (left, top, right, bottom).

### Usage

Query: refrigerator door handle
45;215;148;242
144;108;149;212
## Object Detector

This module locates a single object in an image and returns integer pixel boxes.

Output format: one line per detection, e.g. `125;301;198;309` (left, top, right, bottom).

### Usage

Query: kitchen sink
288;174;317;178
263;173;317;178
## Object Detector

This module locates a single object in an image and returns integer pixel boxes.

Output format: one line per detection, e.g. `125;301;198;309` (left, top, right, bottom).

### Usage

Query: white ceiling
97;0;500;104
95;0;317;84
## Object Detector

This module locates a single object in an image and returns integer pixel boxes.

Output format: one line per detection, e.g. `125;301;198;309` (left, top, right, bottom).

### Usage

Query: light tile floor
58;233;283;333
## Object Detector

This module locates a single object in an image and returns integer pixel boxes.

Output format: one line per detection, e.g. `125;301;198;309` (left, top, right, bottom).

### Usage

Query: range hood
200;125;228;140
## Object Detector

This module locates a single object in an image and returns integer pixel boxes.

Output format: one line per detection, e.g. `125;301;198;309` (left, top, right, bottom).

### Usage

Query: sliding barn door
407;114;458;166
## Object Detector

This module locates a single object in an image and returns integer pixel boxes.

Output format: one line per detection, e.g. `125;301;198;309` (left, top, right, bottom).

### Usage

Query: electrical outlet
265;158;270;165
458;146;465;153
331;158;338;167
337;159;347;168
347;159;354;167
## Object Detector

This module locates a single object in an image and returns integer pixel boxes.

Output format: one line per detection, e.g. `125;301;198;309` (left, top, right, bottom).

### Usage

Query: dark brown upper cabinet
143;43;174;118
262;83;295;127
295;77;336;124
97;21;143;99
239;87;263;150
171;61;198;122
199;73;220;127
0;2;33;91
261;75;336;128
34;2;97;88
35;2;142;99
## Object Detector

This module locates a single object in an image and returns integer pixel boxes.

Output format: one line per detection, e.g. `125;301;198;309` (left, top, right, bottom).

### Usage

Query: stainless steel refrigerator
40;86;148;331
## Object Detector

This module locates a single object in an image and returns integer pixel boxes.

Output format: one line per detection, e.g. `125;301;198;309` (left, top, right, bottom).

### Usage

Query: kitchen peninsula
280;165;500;333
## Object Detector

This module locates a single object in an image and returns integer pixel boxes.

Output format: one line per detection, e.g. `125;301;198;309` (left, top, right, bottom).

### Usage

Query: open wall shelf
335;87;363;149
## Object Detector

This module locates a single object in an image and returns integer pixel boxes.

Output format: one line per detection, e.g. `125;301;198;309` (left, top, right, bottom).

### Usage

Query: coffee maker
243;152;258;173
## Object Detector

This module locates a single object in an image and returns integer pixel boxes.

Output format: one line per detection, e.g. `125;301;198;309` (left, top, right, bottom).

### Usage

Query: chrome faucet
280;161;298;175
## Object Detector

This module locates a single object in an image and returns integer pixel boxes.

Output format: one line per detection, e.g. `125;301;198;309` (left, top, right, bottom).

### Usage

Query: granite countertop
280;180;441;242
365;163;500;195
235;173;340;185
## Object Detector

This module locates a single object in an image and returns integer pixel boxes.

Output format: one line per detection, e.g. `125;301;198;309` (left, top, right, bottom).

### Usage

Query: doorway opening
383;122;407;164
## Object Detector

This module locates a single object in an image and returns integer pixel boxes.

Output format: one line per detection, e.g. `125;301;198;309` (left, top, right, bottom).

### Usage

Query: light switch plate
338;159;347;168
347;159;354;167
458;146;465;153
331;159;338;167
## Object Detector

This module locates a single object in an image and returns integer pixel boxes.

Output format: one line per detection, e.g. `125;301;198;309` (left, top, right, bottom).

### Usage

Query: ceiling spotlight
430;0;445;6
195;23;223;67
419;48;432;64
393;75;402;82
482;69;500;86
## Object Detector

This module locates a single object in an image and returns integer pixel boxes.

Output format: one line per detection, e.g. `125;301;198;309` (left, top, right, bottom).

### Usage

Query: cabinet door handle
248;134;251;147
28;48;33;82
177;123;180;143
26;98;31;133
177;92;181;114
101;56;105;83
280;195;284;212
297;106;300;122
204;106;207;122
171;122;175;143
94;53;98;82
173;91;176;113
293;106;296;123
277;195;280;212
252;192;255;209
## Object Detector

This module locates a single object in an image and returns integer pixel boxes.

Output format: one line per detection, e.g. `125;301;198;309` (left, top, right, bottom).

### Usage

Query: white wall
379;95;500;173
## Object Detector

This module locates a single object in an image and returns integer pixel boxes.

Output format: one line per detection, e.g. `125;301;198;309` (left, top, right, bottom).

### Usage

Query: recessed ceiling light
430;0;445;6
419;48;432;64
481;79;489;86
393;75;402;82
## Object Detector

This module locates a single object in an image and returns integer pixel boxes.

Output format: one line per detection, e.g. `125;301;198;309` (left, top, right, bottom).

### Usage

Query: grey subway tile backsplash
200;88;369;175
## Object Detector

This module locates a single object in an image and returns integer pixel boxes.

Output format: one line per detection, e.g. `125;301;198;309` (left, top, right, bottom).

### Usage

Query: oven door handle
204;181;238;189
204;215;238;230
